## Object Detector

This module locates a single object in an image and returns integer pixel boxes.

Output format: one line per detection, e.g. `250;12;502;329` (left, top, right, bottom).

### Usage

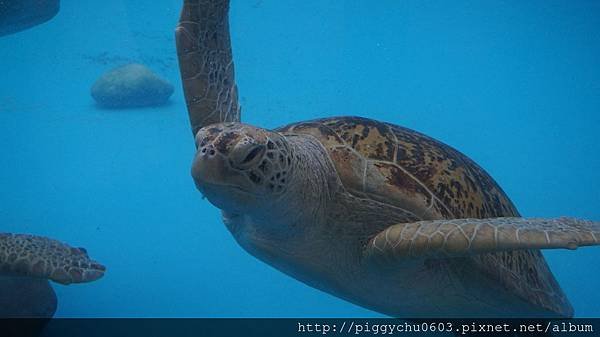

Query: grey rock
0;276;57;318
91;63;174;108
0;0;60;37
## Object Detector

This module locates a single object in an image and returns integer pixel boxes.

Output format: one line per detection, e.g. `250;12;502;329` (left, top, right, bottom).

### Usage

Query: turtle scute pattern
0;233;105;285
277;116;519;220
276;116;577;317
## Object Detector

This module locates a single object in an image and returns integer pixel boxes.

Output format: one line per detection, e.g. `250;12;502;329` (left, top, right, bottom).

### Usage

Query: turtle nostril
209;149;215;156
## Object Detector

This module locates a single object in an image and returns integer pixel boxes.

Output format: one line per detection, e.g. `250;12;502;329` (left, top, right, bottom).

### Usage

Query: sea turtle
1;0;104;317
0;233;105;317
175;0;599;317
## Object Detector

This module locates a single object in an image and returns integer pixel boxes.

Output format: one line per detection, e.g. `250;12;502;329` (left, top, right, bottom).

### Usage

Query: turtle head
192;123;293;214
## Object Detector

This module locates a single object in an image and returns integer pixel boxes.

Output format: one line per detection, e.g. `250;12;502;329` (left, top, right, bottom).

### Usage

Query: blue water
0;0;599;318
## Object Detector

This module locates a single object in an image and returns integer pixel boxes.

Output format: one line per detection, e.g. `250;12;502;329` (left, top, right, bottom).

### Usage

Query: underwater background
0;0;599;318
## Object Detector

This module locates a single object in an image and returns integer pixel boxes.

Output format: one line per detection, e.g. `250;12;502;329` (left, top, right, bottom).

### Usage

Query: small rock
91;63;174;108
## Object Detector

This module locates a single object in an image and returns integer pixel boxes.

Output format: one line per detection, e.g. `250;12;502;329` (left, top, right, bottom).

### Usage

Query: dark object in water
91;63;174;109
0;276;57;318
0;277;55;336
0;0;60;37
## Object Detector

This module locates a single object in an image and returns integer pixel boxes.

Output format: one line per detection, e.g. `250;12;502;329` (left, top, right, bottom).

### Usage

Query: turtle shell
277;116;519;220
278;116;572;317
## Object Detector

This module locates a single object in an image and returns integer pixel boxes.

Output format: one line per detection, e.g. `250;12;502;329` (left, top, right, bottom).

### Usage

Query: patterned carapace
277;116;573;316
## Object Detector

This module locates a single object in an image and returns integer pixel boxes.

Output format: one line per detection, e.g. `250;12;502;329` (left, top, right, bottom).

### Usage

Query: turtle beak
191;123;275;212
191;143;229;187
191;142;259;212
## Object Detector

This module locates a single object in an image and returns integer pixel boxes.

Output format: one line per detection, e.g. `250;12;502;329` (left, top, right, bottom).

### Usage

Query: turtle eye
232;144;266;169
242;145;264;165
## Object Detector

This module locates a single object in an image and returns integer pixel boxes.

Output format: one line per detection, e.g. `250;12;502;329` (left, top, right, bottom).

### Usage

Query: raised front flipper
176;0;241;137
0;233;105;285
365;217;600;261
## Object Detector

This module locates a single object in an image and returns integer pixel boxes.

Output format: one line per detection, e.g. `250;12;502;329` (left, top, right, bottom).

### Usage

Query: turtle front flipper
0;233;105;285
176;0;241;137
365;217;600;260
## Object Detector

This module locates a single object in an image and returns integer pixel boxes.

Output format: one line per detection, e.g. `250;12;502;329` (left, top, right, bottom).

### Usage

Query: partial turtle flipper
0;233;105;285
366;217;600;261
0;0;60;37
176;0;241;137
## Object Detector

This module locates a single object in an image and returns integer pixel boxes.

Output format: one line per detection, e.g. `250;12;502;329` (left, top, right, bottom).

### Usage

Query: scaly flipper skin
176;0;241;136
366;217;600;260
0;234;105;285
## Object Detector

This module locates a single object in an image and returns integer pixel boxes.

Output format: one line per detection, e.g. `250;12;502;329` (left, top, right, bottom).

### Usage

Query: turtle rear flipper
0;233;105;285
